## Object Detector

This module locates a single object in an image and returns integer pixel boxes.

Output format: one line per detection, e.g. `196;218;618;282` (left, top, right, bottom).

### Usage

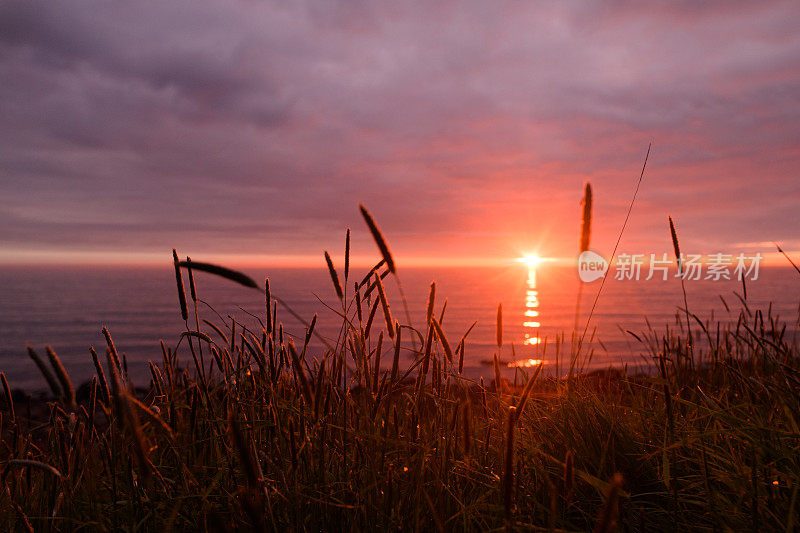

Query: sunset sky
1;1;799;267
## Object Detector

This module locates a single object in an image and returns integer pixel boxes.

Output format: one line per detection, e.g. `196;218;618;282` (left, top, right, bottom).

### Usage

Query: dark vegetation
1;204;799;532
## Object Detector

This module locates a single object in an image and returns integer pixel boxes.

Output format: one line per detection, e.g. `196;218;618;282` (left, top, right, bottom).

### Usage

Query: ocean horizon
2;262;797;392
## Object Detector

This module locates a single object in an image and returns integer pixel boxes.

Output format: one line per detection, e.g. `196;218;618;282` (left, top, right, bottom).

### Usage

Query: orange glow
508;358;544;368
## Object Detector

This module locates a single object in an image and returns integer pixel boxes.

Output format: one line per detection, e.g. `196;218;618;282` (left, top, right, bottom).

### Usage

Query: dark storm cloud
1;0;799;262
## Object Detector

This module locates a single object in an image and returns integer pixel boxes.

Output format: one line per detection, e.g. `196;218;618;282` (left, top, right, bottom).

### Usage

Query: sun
518;254;542;267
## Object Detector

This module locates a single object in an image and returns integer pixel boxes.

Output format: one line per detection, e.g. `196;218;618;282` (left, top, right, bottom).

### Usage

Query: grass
1;212;800;532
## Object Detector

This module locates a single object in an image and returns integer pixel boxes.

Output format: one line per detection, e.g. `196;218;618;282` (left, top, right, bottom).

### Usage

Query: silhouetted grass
1;210;799;532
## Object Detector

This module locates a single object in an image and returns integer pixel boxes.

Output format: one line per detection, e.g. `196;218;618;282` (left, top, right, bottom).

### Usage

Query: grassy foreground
1;235;800;531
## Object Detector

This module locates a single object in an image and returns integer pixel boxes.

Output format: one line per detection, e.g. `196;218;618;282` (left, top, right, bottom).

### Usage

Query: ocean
1;263;797;392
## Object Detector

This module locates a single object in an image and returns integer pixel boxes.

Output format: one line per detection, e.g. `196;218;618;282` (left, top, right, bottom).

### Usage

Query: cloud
0;0;799;263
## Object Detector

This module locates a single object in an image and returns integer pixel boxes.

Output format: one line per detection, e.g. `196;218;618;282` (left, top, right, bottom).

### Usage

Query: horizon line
0;250;797;269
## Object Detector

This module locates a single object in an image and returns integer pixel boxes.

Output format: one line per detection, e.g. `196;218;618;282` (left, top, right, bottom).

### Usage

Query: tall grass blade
102;326;122;372
775;242;800;275
669;216;693;363
89;347;111;406
344;228;351;282
324;251;344;300
579;144;651;347
374;273;395;339
177;260;259;290
504;406;517;530
187;256;198;302
669;216;681;275
26;345;62;398
173;249;189;321
593;473;623;533
580;182;593;252
497;303;503;349
359;204;396;273
45;345;75;409
431;317;453;364
426;282;436;325
1;372;15;423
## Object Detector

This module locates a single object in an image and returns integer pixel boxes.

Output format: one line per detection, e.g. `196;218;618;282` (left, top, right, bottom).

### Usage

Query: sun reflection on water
523;265;541;347
508;358;544;368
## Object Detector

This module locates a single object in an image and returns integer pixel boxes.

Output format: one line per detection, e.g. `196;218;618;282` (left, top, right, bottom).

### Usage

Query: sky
1;0;799;267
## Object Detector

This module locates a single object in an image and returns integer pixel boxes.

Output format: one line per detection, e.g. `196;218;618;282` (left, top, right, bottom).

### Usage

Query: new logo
578;251;608;282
